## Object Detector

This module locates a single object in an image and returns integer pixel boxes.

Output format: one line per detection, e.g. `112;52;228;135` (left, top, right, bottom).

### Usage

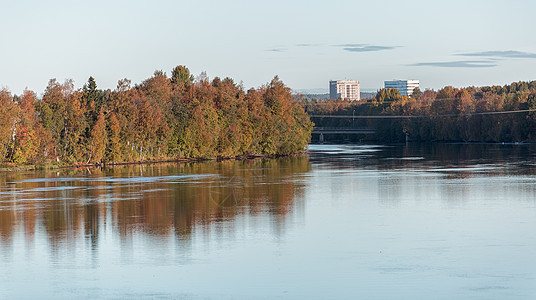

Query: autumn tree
0;89;17;160
5;66;315;164
87;111;107;163
37;79;69;161
9;90;52;163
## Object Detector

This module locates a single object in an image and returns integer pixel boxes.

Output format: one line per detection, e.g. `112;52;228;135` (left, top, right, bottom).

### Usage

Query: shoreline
7;139;531;173
0;152;308;173
309;140;534;146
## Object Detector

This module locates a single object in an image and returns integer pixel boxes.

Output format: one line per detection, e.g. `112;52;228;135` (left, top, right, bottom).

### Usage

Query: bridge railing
313;127;374;131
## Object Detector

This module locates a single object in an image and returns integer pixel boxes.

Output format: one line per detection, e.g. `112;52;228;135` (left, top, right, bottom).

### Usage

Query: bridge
311;127;376;143
312;127;376;134
309;113;377;143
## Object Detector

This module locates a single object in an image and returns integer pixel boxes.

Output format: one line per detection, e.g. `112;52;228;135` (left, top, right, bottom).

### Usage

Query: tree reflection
310;143;536;176
0;157;311;253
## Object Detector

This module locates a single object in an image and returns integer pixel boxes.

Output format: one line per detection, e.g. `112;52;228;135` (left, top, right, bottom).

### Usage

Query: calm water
1;144;535;299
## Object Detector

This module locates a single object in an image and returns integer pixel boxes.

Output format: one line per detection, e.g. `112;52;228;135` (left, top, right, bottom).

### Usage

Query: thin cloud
335;43;367;47
343;45;397;52
296;43;321;47
266;48;286;52
458;50;536;59
268;43;398;53
335;44;398;53
410;60;498;68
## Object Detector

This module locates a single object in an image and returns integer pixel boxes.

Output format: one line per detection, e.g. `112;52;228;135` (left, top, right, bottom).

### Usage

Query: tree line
0;66;313;164
303;81;536;143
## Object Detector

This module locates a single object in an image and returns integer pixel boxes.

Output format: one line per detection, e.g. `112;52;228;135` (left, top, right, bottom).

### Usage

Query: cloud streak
343;45;397;52
266;48;286;52
268;43;399;53
296;43;322;47
410;60;498;68
335;43;367;47
458;50;536;59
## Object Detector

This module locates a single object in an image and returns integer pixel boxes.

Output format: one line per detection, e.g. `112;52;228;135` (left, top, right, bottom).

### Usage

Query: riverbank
0;163;61;173
0;152;308;173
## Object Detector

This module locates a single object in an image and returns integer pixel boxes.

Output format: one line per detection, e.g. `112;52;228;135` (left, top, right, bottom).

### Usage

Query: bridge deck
312;127;376;134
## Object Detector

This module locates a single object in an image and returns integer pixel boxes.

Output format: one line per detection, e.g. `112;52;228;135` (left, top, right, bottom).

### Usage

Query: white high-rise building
329;80;360;101
384;80;420;96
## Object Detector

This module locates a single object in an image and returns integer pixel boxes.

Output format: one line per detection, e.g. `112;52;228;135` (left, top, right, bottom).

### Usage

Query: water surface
0;144;535;299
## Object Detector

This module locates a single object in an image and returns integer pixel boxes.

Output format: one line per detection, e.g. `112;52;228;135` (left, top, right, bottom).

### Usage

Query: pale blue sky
1;0;535;95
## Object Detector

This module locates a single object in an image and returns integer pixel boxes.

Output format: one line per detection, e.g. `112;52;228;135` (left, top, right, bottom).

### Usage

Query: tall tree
0;89;17;160
411;87;422;99
87;111;107;163
10;90;52;163
170;65;194;90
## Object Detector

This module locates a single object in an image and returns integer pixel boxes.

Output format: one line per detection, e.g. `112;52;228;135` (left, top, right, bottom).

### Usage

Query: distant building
329;80;360;101
384;80;420;96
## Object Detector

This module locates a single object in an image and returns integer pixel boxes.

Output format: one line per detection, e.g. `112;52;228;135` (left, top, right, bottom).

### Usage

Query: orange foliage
0;67;313;164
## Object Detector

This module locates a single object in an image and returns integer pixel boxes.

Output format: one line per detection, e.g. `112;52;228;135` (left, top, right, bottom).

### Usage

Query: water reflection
2;144;536;299
308;143;536;210
0;157;311;256
309;142;536;176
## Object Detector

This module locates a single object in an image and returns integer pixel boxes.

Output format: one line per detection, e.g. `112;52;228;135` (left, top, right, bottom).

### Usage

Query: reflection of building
384;80;419;96
329;80;360;101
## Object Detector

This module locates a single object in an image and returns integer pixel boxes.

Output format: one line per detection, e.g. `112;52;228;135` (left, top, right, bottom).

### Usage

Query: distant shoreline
309;141;533;146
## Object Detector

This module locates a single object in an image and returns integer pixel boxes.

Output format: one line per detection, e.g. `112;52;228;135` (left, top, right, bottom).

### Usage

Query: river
0;143;535;299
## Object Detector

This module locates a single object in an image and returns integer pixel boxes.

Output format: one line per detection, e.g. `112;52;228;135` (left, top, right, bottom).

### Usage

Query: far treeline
303;81;536;143
0;66;313;165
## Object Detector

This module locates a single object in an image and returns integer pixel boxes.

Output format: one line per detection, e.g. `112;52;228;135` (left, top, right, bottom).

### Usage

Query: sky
1;0;536;95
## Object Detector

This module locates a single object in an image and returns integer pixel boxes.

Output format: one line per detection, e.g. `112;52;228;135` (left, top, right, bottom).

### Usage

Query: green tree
83;76;99;115
170;65;194;90
87;111;107;163
411;87;422;99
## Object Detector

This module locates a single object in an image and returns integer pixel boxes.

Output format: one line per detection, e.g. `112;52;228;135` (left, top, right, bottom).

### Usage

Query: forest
0;66;313;165
304;80;536;143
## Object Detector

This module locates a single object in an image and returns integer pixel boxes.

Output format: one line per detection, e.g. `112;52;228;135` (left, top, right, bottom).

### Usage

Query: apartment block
329;80;360;101
384;80;420;96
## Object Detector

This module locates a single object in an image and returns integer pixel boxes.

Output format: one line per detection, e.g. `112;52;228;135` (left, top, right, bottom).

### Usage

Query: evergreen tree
170;65;194;90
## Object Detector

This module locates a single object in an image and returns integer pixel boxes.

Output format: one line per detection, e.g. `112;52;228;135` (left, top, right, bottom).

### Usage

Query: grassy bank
0;151;308;173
